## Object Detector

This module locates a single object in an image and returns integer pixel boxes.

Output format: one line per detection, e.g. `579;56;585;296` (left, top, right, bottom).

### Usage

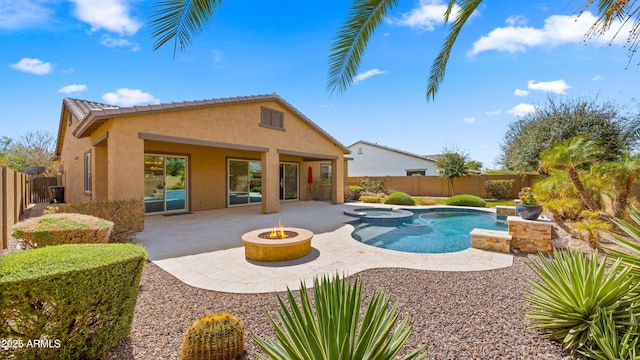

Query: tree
593;152;640;217
3;131;57;177
539;136;603;211
499;97;631;172
466;160;482;171
149;1;640;100
436;145;470;196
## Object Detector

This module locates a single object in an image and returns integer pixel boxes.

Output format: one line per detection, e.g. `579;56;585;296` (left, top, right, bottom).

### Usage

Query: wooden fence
1;166;30;249
348;174;541;199
32;177;58;202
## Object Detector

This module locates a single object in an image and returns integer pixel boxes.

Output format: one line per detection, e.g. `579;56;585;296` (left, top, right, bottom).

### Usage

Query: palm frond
426;0;483;101
327;0;398;95
150;0;222;57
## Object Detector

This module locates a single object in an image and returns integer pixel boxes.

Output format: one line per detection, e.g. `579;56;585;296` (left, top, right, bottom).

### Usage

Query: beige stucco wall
58;108;94;204
59;99;347;212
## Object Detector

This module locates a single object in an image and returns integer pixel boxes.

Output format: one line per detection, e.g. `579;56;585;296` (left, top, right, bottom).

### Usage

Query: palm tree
594;152;640;217
149;1;640;100
540;136;603;211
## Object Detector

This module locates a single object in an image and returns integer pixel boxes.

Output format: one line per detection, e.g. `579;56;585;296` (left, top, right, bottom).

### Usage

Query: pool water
351;209;507;254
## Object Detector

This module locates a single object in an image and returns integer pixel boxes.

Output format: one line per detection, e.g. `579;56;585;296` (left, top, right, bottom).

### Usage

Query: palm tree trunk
568;168;599;211
614;175;634;217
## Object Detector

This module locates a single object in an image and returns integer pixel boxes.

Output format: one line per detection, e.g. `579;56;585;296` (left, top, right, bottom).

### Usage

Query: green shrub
445;194;486;207
252;274;427;360
349;185;363;200
12;213;113;249
484;180;514;200
310;179;331;200
384;192;415;206
0;243;147;360
359;195;381;203
250;186;262;193
45;198;144;242
360;178;386;194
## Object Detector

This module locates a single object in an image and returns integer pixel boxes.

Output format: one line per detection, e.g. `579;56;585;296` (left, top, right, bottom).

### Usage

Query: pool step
470;228;512;253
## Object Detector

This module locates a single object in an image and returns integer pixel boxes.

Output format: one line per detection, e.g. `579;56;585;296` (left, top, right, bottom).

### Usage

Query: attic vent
260;107;284;130
357;147;363;155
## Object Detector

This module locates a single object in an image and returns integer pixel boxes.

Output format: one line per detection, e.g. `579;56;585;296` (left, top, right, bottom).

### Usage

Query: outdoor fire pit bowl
242;227;313;262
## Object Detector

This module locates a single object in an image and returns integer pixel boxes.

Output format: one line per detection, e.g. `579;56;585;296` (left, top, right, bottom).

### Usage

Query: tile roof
348;140;439;162
61;94;349;153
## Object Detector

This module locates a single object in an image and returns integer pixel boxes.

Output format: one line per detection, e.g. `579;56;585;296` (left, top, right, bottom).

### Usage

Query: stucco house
54;94;349;215
347;140;439;176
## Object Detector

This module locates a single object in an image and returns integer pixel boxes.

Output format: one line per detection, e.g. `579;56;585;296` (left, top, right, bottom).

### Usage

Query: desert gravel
3;204;582;359
101;256;581;360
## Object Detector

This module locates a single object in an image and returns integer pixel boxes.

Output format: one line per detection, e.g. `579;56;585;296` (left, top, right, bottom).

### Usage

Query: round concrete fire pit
242;227;313;262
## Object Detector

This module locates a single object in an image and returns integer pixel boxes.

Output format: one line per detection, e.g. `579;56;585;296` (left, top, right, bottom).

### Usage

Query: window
260;107;284;130
84;151;92;193
406;170;426;176
320;164;331;180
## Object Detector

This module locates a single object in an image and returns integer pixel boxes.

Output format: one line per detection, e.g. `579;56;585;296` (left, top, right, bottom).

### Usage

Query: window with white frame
320;164;331;180
84;151;92;193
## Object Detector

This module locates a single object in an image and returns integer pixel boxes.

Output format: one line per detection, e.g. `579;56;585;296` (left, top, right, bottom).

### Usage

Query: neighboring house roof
348;140;439;163
56;94;350;155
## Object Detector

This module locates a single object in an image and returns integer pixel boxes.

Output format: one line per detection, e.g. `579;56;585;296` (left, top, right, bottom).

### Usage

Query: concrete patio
136;201;513;293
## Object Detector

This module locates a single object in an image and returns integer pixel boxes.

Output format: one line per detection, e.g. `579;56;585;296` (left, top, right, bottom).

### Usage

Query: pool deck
137;201;513;294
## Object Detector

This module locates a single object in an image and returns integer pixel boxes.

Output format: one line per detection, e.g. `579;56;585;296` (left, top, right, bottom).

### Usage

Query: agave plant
524;249;639;351
577;309;640;360
606;205;640;281
252;273;427;360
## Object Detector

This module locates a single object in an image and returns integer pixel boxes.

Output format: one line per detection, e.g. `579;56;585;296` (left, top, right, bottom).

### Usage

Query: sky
1;0;638;169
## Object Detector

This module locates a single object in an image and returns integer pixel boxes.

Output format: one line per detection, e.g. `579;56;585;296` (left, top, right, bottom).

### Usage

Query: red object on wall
307;166;313;184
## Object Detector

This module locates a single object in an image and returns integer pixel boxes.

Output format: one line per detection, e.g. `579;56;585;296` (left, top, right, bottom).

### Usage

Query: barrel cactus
180;313;245;360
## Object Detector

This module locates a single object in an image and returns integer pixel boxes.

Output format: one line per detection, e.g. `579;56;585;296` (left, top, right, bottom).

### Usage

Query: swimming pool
349;207;507;254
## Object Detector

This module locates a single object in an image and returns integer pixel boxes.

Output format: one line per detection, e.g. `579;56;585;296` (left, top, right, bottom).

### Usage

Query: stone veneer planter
471;215;553;254
507;216;552;253
242;228;313;262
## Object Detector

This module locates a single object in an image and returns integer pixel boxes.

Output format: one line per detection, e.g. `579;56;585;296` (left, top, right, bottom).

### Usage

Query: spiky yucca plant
252;274;427;360
524;250;639;351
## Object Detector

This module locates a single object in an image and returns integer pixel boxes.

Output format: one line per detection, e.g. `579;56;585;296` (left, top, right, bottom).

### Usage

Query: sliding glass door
144;155;187;214
228;159;262;206
280;163;298;200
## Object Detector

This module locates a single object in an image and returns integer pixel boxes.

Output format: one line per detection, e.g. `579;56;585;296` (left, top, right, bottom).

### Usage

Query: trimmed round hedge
445;194;486;207
0;243;147;359
11;213;114;249
384;192;415;206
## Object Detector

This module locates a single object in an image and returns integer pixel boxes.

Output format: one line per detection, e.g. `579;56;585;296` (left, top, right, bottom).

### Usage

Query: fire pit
242;222;313;262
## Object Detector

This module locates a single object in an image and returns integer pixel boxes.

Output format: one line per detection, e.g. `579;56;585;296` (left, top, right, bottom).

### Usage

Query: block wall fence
1;166;30;249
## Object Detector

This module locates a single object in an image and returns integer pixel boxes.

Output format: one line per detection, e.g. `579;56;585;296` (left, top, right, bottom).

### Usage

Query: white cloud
468;11;628;56
70;0;141;36
508;103;538;116
0;0;53;29
463;117;476;124
10;58;53;75
58;84;88;94
514;89;529;96
486;109;502;116
527;79;570;94
389;0;461;31
592;75;604;81
353;69;388;84
505;15;528;27
102;88;160;106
